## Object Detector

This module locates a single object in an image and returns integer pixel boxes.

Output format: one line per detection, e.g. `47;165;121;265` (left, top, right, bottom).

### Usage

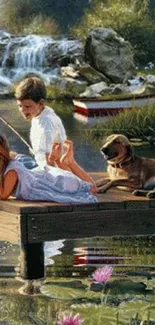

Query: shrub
23;14;60;36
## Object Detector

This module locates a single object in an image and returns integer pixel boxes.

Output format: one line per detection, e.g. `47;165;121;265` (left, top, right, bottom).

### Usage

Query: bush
23;14;60;36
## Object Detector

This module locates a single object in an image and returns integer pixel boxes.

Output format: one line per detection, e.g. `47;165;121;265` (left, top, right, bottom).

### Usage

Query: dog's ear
126;144;133;156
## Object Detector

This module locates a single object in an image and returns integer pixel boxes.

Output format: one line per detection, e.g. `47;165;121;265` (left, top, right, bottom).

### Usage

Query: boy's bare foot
60;140;74;166
48;142;62;165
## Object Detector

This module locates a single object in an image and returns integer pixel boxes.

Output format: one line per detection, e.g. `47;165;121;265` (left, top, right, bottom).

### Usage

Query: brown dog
96;134;155;198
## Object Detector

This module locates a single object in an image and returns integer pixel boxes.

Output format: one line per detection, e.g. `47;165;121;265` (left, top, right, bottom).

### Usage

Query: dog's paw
97;188;104;193
96;178;109;187
147;191;155;199
97;186;108;194
132;190;139;196
132;189;148;197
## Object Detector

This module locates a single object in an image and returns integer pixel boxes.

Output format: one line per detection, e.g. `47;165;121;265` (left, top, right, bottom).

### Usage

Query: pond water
1;99;155;325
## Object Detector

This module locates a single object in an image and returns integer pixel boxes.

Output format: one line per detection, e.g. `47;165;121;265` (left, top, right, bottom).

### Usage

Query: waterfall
0;31;83;93
14;35;54;69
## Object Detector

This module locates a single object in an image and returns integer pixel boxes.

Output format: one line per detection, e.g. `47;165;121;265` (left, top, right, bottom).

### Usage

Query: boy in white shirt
14;77;67;169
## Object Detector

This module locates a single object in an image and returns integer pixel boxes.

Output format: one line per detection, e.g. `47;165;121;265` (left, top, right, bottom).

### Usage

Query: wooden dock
0;172;155;280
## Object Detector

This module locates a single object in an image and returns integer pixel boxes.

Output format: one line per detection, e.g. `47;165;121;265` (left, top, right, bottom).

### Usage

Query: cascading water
0;31;83;94
14;35;53;69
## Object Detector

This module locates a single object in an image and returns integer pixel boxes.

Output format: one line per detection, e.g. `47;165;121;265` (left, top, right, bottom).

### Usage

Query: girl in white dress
0;134;97;203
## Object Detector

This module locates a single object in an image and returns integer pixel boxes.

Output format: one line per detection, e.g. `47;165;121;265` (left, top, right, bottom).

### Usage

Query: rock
84;28;136;83
78;64;109;84
61;65;79;78
48;76;88;97
46;40;84;66
132;83;155;96
80;81;108;97
0;43;8;65
60;77;87;95
80;82;133;97
110;84;132;95
0;30;11;40
145;74;155;86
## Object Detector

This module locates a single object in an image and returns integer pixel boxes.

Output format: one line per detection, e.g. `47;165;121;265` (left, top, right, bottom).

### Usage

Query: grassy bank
86;104;155;147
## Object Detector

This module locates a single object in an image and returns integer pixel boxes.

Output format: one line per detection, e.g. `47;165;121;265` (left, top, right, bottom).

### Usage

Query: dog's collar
110;156;135;169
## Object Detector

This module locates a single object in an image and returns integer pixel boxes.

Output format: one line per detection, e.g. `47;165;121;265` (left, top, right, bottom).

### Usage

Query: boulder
78;64;109;84
145;74;155;86
61;65;79;78
84;28;136;83
60;77;87;95
80;81;108;97
80;82;135;98
46;41;84;67
132;83;155;96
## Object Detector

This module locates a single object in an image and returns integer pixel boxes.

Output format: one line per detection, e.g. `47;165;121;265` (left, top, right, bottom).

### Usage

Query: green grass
87;104;155;147
137;68;155;76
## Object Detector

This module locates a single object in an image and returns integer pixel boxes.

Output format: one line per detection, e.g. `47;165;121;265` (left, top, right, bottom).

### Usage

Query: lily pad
119;300;155;322
71;303;119;325
71;300;155;325
40;280;87;300
109;280;146;294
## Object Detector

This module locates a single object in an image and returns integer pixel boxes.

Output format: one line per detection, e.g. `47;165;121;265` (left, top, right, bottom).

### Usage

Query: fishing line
0;115;34;155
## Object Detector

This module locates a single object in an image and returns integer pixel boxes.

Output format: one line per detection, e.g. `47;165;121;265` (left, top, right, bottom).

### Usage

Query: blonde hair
15;77;46;102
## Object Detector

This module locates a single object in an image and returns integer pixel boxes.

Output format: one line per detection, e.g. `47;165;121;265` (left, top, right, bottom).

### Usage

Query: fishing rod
0;115;34;155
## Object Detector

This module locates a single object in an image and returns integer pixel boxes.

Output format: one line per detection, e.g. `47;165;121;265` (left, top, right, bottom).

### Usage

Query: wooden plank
19;213;28;244
26;208;155;243
0;169;153;215
0;211;19;244
99;201;125;210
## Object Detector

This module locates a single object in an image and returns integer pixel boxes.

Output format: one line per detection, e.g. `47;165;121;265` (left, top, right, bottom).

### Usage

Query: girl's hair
0;134;10;180
15;77;47;102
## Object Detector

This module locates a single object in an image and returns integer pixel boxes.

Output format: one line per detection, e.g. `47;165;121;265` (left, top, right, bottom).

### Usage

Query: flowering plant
92;265;113;284
91;265;113;304
57;313;82;325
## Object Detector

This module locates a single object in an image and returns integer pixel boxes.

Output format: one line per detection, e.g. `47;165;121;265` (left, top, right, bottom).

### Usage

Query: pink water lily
92;265;113;283
57;313;82;325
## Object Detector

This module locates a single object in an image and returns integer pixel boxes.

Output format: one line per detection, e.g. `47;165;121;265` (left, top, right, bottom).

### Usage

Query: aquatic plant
92;265;113;284
87;104;155;147
91;265;113;306
57;313;83;325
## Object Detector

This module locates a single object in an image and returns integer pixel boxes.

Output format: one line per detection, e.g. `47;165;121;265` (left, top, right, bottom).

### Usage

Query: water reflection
1;236;155;323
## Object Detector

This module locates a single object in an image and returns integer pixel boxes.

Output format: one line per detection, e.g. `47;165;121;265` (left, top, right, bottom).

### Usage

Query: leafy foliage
0;0;90;34
0;0;60;35
70;0;155;64
23;14;60;35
